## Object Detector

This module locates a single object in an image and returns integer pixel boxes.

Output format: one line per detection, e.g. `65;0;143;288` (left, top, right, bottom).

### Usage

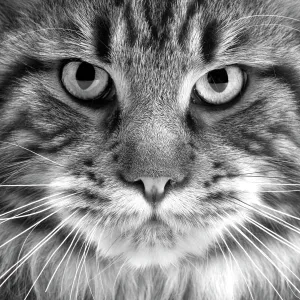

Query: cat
0;0;300;299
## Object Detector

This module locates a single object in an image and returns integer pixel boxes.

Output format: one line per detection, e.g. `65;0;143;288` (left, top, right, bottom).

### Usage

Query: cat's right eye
61;61;113;102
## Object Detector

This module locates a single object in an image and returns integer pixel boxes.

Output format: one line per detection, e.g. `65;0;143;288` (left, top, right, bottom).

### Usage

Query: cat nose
137;177;171;205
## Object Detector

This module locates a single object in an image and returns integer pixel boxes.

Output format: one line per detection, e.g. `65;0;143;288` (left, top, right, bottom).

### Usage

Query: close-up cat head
1;0;300;299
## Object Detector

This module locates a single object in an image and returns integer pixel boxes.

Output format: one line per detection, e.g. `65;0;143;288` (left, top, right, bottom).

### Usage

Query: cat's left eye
61;61;113;101
192;66;247;105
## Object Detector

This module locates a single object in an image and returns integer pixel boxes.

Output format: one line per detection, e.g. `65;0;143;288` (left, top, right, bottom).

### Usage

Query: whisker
217;232;255;300
0;194;77;223
23;210;79;300
249;23;300;34
112;259;128;298
69;219;100;300
75;222;99;300
0;192;64;219
0;206;72;288
223;211;300;296
0;184;63;187
45;218;86;292
256;202;300;221
230;196;300;235
219;220;284;300
227;14;300;27
59;227;85;297
0;161;33;185
0;193;78;228
245;216;300;254
0;207;66;251
0;141;64;168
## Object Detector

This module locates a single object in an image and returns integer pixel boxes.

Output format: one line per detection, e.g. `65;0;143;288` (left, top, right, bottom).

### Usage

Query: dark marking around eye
105;109;121;134
178;0;204;48
95;15;111;63
257;65;300;112
185;112;199;133
201;19;219;64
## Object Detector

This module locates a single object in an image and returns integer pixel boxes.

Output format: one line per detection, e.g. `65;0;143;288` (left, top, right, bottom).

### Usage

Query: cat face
1;0;300;271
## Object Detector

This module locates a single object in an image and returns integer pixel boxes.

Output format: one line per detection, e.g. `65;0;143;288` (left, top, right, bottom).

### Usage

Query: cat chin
122;246;185;268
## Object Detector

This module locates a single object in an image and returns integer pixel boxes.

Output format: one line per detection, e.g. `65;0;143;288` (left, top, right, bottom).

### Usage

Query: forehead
82;0;283;66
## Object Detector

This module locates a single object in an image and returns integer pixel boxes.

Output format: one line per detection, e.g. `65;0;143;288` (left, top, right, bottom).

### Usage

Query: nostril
119;173;183;205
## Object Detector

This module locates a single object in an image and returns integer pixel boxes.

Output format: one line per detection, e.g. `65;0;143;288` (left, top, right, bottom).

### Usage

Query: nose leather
139;177;170;204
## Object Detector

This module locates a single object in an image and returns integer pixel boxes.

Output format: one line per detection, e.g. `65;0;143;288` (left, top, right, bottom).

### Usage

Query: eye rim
60;60;116;107
191;65;248;108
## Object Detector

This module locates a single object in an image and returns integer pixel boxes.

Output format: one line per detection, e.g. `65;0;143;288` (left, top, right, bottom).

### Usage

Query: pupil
207;69;228;93
76;62;95;90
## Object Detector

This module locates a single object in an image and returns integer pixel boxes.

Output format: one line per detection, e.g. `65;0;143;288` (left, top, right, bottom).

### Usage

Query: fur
0;0;300;299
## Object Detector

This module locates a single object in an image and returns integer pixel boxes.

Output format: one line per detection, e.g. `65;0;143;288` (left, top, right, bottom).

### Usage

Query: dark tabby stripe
124;2;138;47
201;19;219;63
178;0;204;48
0;58;46;102
142;0;174;49
95;14;111;63
257;65;300;105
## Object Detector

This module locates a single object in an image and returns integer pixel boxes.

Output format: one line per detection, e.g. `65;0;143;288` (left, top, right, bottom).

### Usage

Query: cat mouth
131;220;175;248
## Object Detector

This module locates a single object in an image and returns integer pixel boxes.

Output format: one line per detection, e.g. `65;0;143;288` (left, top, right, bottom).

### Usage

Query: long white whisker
23;210;79;300
59;229;84;297
0;192;64;219
247;23;300;34
0;207;65;251
0;206;72;288
0;184;63;187
223;212;300;296
69;220;99;300
245;216;300;254
1;141;64;167
0;193;78;223
218;218;284;300
227;14;300;27
256;202;300;221
73;218;102;300
112;259;128;298
0;161;33;185
45;217;85;292
217;232;255;300
230;196;300;234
